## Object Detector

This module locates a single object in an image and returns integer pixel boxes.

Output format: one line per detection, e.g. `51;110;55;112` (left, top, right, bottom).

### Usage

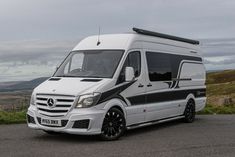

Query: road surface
0;115;235;157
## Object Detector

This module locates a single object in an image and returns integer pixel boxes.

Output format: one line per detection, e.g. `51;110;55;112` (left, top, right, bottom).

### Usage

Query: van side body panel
123;34;206;126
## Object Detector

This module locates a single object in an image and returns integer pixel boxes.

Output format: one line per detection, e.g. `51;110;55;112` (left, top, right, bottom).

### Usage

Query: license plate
41;118;61;126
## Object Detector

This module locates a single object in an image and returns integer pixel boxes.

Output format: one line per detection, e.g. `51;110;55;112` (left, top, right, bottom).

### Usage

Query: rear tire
100;108;126;141
183;99;195;123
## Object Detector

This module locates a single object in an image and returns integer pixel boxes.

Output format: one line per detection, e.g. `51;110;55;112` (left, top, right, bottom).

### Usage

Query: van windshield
54;50;124;78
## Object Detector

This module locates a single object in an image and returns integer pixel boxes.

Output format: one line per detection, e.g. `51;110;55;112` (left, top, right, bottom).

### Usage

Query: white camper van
27;28;206;140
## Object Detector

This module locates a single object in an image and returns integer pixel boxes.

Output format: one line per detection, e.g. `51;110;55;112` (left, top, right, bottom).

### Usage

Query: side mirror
125;67;135;82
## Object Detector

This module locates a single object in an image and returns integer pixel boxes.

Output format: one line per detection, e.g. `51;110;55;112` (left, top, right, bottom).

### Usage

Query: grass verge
198;104;235;114
0;110;26;124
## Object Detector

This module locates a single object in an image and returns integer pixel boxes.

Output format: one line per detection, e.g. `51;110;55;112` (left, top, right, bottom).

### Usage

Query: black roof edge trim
133;27;200;45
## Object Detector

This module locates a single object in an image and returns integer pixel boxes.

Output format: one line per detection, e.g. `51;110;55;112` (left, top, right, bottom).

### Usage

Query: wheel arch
102;98;127;119
186;93;196;104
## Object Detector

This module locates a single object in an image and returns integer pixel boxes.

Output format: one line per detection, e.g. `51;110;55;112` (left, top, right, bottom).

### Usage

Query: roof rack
132;27;199;45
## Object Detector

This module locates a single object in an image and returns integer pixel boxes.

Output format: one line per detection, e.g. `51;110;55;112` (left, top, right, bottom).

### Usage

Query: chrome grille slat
36;102;47;106
38;110;65;117
55;101;74;105
36;94;75;117
36;100;48;104
36;97;47;101
36;105;71;111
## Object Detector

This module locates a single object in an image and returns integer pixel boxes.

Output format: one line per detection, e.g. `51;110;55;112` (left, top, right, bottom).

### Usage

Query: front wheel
183;99;196;123
100;108;126;141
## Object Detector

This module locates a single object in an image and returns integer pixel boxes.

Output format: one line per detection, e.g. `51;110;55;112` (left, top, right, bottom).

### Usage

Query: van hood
34;77;111;96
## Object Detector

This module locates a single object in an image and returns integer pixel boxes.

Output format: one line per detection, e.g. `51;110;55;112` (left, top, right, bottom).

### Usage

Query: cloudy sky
0;0;235;82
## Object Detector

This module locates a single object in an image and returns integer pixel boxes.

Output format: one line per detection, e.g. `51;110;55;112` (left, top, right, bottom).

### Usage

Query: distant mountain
0;77;49;92
206;69;235;74
0;81;24;87
206;70;224;73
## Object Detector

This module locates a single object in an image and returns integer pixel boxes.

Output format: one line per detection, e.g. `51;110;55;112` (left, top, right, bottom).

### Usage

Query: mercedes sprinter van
27;28;206;140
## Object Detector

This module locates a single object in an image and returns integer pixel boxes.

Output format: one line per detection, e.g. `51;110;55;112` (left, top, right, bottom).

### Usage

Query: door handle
138;83;144;88
147;83;152;87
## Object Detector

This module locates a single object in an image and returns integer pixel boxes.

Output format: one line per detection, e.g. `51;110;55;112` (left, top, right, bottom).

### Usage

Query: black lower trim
72;120;90;129
27;114;36;124
127;114;183;128
127;88;206;106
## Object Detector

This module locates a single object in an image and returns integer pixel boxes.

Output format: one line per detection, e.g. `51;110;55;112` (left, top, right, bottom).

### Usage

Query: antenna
97;26;101;46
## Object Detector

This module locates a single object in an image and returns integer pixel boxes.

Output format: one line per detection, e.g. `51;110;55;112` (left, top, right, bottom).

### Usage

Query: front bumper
27;105;106;135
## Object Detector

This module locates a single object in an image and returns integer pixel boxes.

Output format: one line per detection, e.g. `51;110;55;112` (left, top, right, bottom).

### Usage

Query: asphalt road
0;115;235;157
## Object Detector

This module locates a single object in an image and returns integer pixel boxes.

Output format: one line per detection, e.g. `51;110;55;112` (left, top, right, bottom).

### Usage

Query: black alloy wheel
100;108;126;141
183;99;196;123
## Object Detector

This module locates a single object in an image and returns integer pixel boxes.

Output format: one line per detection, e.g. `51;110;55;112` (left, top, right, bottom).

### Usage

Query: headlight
30;93;35;106
76;93;101;108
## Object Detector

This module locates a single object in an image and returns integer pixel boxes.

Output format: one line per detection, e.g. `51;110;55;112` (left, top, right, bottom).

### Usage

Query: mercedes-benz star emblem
47;98;55;108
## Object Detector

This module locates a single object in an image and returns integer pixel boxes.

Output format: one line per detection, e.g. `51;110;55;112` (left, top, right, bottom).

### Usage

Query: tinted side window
146;52;172;81
117;51;141;84
128;52;141;77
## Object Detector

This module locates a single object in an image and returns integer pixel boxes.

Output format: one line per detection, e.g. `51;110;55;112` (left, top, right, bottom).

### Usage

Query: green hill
200;69;235;114
206;70;235;96
206;70;235;84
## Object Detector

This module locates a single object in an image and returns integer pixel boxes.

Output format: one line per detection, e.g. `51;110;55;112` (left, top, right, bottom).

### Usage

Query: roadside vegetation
0;110;26;124
199;70;235;114
198;104;235;114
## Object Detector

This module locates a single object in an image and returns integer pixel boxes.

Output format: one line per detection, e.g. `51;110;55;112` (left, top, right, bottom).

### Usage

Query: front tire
183;99;195;123
100;108;126;141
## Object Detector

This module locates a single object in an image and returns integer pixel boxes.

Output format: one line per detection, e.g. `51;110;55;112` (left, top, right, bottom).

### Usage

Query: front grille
36;94;76;117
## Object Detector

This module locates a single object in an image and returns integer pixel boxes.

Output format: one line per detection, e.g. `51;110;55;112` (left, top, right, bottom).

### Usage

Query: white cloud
0;0;235;40
0;0;235;81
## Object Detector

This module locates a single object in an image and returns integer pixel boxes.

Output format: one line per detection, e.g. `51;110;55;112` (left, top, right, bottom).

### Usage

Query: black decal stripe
170;80;177;88
126;94;145;105
127;88;206;106
97;81;136;104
